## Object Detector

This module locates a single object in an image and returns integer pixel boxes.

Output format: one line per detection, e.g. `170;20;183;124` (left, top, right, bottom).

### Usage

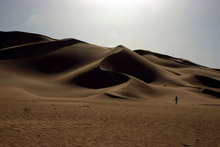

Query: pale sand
0;31;220;146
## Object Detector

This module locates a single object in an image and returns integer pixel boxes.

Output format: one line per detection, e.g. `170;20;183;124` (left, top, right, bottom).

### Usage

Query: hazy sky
0;0;219;68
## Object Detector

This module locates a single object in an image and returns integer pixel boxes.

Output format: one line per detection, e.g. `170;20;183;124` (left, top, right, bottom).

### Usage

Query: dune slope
0;31;219;102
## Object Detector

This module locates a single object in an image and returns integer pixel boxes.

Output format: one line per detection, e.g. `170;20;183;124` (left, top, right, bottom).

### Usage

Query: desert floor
0;97;220;147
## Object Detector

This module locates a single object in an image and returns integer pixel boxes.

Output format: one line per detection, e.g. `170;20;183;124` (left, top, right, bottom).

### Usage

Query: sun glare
99;0;162;10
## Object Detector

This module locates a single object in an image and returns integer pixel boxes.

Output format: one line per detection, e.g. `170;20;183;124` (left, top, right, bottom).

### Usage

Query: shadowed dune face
0;39;83;60
100;48;157;83
0;31;220;100
135;49;201;67
135;49;173;59
105;93;129;99
74;68;129;89
32;55;80;74
0;31;54;49
196;75;220;88
203;89;220;98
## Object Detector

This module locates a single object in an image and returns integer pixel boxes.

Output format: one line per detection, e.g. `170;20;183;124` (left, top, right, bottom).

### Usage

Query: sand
0;31;220;146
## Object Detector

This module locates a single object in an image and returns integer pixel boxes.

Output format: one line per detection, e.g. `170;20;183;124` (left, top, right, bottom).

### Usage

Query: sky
0;0;219;68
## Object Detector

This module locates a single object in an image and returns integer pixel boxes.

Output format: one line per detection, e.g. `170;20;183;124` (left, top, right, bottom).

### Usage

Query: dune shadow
74;68;129;89
0;31;54;49
134;49;201;67
0;39;83;60
32;56;80;74
166;69;181;76
214;68;220;72
105;93;128;99
196;75;220;88
203;89;220;98
101;49;156;83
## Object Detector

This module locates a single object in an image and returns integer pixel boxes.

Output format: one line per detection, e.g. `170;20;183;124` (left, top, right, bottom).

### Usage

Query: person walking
175;96;178;104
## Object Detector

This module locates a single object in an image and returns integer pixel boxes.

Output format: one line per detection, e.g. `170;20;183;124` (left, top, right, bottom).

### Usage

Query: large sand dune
0;31;220;146
0;31;219;100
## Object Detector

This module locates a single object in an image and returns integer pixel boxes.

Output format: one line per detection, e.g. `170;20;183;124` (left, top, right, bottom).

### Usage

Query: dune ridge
0;31;219;101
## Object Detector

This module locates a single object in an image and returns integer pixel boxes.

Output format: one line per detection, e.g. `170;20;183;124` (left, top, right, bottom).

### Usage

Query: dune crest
0;31;219;101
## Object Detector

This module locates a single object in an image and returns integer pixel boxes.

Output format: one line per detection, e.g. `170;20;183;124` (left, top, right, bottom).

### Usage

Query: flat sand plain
0;97;220;147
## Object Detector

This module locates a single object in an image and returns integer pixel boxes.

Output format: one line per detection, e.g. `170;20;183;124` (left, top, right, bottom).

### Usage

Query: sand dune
0;31;219;100
0;31;220;146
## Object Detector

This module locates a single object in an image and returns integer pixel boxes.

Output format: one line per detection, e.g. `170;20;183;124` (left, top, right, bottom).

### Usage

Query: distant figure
175;96;178;104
